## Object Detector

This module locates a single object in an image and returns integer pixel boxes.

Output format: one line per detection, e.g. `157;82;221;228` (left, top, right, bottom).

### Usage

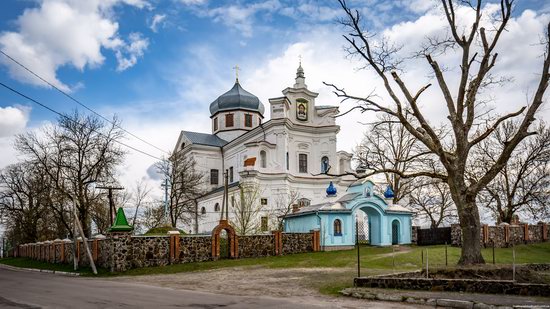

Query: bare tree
130;180;152;227
0;162;50;243
273;188;301;231
15;111;125;237
231;183;264;235
156;151;205;228
331;0;550;265
355;114;424;203
409;179;457;228
140;202;166;231
475;122;550;223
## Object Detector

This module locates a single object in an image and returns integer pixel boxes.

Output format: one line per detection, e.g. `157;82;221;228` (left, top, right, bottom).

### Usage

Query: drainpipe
316;211;323;248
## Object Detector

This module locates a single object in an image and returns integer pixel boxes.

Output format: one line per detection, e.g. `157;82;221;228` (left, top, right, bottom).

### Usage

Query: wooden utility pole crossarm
96;186;124;226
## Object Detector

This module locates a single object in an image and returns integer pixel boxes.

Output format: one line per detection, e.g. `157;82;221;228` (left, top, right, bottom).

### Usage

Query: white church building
173;64;358;234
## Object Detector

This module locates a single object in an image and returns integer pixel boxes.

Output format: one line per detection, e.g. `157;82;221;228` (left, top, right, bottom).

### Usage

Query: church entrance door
392;220;399;245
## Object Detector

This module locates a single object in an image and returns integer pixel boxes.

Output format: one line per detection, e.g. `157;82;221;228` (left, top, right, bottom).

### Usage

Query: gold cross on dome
233;64;240;81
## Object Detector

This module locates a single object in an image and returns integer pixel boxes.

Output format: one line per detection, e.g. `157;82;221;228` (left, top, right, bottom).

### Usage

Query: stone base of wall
355;264;550;297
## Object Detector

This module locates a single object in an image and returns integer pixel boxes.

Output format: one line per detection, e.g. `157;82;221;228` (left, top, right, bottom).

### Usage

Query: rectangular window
225;114;234;127
229;166;234;183
210;169;219;185
299;153;308;173
261;217;268;232
213;117;218;131
244;114;252;127
261;198;268;205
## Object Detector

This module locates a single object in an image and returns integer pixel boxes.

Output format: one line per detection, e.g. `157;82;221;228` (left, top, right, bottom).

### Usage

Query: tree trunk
457;199;485;265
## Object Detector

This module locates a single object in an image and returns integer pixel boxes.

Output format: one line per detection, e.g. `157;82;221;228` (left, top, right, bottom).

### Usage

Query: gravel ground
112;266;426;308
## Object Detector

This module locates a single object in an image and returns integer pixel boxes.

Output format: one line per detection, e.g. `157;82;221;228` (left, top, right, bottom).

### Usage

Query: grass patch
0;257;109;275
143;226;186;236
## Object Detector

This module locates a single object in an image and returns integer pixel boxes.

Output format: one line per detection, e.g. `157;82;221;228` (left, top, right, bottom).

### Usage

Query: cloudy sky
0;0;549;201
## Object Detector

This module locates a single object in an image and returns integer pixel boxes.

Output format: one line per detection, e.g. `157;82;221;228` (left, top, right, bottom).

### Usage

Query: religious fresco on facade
296;98;308;121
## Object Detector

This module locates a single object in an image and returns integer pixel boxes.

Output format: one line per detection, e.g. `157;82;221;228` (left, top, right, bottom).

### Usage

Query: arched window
334;219;342;236
260;150;267;168
321;156;329;173
298;198;310;208
214;203;220;212
201;207;206;215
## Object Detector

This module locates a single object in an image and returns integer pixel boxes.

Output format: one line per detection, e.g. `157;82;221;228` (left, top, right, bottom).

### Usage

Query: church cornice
222;118;339;151
282;87;319;98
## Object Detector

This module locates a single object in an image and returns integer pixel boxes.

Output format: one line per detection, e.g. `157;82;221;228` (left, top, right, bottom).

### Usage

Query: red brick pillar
504;225;510;244
483;224;489;244
272;231;282;255
523;224;529;242
543;223;548;241
311;230;320;252
92;239;98;262
168;231;181;263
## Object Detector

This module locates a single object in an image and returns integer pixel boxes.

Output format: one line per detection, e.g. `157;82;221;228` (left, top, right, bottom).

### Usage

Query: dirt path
112;266;424;308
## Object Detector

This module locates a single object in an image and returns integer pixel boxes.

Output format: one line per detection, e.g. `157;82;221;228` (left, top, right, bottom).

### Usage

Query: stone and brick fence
13;230;320;272
451;222;549;248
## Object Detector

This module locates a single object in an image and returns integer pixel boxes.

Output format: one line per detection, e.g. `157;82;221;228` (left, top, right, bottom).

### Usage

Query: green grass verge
0;257;109;275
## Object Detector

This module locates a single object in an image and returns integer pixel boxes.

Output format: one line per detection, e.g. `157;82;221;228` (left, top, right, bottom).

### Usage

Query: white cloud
206;0;281;37
0;0;149;91
115;32;149;71
149;14;166;32
0;105;30;137
179;0;207;5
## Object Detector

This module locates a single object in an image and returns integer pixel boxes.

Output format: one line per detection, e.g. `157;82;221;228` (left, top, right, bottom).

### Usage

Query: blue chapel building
284;180;413;249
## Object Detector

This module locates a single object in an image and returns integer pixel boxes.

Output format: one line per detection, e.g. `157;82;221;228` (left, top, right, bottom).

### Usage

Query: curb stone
437;299;473;309
340;288;550;309
0;263;80;276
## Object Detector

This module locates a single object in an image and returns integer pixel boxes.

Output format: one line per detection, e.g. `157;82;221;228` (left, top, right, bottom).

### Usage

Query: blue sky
0;0;549;201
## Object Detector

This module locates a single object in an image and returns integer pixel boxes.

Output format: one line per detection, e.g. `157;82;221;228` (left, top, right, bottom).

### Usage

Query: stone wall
355;276;550;297
178;235;212;263
451;223;549;248
282;232;313;254
130;236;170;268
16;230;319;272
238;235;275;258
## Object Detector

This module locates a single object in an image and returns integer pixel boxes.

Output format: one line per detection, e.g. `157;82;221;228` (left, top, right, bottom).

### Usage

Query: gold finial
233;64;240;82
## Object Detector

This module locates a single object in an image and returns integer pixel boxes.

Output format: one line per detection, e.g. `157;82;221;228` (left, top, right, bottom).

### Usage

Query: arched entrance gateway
284;180;413;249
211;220;238;260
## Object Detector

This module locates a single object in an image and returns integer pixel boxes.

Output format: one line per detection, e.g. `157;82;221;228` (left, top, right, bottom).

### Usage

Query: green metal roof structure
109;207;133;232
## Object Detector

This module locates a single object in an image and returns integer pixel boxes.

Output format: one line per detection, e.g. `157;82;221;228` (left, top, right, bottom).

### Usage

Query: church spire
293;56;307;89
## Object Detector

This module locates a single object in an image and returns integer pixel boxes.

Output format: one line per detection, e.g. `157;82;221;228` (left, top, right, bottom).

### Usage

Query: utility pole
72;202;98;275
96;186;124;226
161;178;170;225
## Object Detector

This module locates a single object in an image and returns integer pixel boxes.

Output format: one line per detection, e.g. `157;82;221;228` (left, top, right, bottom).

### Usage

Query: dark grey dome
209;81;265;116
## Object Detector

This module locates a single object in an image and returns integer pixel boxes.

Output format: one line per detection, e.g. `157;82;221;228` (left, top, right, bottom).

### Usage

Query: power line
0;50;169;155
0;81;165;161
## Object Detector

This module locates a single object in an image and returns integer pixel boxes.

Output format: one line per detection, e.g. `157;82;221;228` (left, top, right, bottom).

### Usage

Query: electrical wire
0;50;169;155
0;81;165;161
